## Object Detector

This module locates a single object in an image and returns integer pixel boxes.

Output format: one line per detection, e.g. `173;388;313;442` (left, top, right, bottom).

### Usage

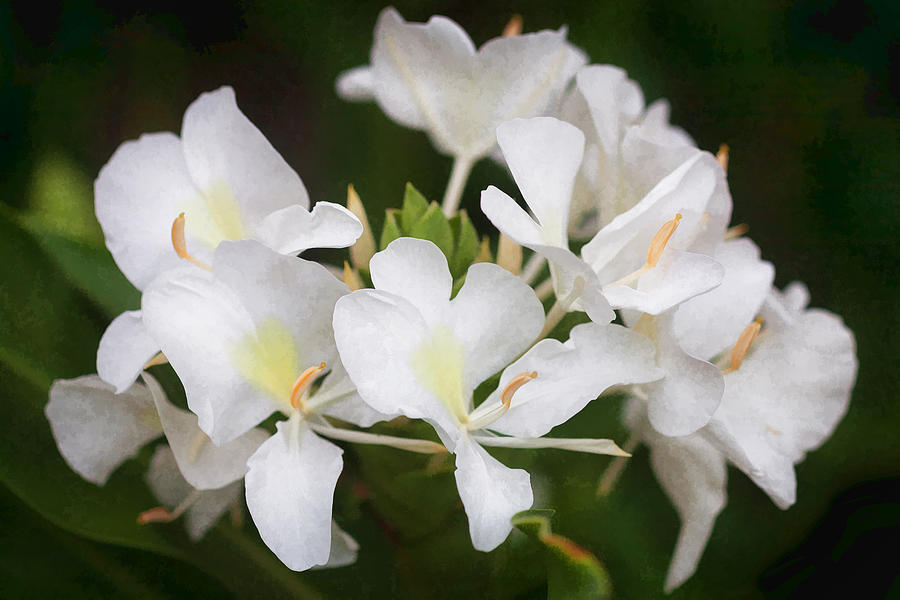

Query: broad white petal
143;373;268;490
710;302;856;509
94;132;195;290
575;65;644;154
454;436;533;551
142;267;275;445
181;86;310;227
97;310;159;393
212;240;347;369
245;415;343;571
642;316;725;436
333;288;460;443
495;117;585;246
46;375;161;485
448;263;544;391
602;249;725;315
488;323;662;437
672;238;774;360
481;185;545;247
335;66;374;101
640;425;727;593
255;202;362;255
368;238;452;325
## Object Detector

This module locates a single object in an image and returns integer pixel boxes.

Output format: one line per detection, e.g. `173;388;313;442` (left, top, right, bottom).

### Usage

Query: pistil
603;214;683;289
466;371;537;431
171;213;212;271
723;317;762;374
290;362;327;412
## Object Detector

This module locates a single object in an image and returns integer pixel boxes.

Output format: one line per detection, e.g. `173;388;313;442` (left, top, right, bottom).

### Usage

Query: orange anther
716;144;729;172
501;371;537;408
724;317;762;374
503;14;523;37
290;362;327;411
171;213;212;270
646;214;682;268
137;507;174;525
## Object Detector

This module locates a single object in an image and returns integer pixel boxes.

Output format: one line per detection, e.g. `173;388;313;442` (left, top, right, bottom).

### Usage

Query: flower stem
441;155;475;216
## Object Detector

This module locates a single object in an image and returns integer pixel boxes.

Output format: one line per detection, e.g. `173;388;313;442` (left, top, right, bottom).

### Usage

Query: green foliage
513;509;613;600
379;183;482;282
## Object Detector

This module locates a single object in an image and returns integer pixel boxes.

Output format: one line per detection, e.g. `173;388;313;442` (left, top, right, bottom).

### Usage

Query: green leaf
409;202;454;259
379;209;402;250
400;182;429;231
513;509;613;600
448;210;480;280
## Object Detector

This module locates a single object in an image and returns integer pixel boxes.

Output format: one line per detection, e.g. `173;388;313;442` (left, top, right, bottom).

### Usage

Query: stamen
466;371;537;431
723;317;762;373
716;144;729;171
724;223;749;240
501;371;537;408
137;490;201;525
646;213;682;268
171;213;212;271
290;362;327;411
503;14;523;37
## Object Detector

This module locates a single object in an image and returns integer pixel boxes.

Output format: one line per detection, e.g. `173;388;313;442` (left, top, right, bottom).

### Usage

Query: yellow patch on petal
228;317;299;407
185;180;247;248
410;325;467;421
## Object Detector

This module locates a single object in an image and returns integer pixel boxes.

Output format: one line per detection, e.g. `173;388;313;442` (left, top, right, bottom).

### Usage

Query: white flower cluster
45;7;857;592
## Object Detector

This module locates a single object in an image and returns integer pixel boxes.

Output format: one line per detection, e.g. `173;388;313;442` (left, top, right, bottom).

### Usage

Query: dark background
0;1;898;598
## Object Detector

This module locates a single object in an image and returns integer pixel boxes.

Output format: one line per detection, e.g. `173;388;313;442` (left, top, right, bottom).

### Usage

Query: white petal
639;99;694;148
575;65;644;154
96;310;159;393
448;262;544;391
333;288;460;443
255;201;362;255
181;86;310;226
640;424;727;593
45;375;161;485
495;117;585;246
488;323;662;437
454;436;533;551
368;238;452;325
94;132;195;290
473;434;628;456
602;249;725;315
143;372;268;490
212;240;347;368
672;238;774;360
335;66;374;101
312;364;393;427
642;316;725;436
481;185;545;247
185;481;242;541
142;266;275;445
245;415;343;571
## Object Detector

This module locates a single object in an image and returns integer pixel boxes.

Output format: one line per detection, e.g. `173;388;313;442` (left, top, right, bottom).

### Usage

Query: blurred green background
1;1;898;598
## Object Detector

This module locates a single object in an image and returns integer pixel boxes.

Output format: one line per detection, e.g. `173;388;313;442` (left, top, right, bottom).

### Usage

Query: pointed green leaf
448;209;480;280
400;182;429;231
513;509;613;600
409;202;454;260
379;209;402;250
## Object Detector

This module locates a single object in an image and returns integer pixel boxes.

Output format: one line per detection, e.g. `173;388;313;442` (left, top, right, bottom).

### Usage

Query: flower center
465;371;538;431
410;325;468;421
227;317;301;409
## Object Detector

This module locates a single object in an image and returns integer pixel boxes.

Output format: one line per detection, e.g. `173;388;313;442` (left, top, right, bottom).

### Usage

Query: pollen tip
137;507;172;525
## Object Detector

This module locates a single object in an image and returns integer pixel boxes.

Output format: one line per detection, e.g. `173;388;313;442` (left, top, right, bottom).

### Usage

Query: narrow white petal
368;238;452;325
181;86;309;227
143;373;268;490
481;185;545;247
255;201;362;255
575;65;644;154
245;415;343;571
94;132;195;290
46;375;161;485
454;436;533;551
315;522;359;569
473;434;628;456
335;66;375;101
96;310;159;393
495;117;585;246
